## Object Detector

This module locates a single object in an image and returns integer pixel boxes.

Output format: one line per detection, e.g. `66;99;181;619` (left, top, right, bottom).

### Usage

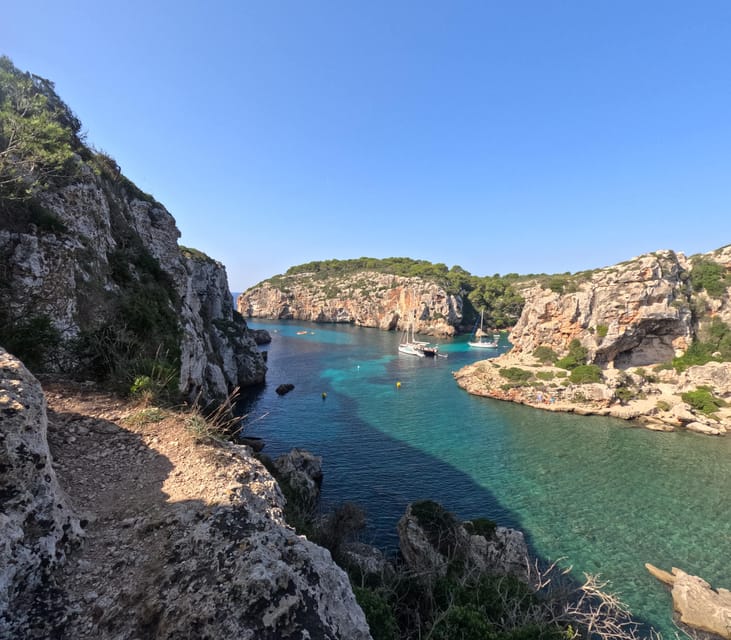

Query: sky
3;1;731;290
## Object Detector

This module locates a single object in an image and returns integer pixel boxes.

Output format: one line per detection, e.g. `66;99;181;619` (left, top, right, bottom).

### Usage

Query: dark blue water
239;320;731;636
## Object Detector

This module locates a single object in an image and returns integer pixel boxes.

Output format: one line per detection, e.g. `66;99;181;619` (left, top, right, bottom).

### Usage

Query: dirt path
42;379;234;638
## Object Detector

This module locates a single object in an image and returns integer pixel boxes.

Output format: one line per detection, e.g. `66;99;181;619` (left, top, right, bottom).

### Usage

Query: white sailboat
468;310;499;349
398;321;426;357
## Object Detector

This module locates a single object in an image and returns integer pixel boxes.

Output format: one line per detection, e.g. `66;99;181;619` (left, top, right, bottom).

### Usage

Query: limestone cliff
509;250;694;367
238;271;462;336
0;61;265;404
455;247;731;434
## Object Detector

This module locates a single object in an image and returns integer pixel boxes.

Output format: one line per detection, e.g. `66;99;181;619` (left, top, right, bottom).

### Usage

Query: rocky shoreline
454;350;730;435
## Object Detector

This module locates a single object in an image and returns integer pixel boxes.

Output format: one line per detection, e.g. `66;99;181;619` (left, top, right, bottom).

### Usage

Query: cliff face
509;250;694;368
0;161;265;403
238;271;462;336
455;247;731;434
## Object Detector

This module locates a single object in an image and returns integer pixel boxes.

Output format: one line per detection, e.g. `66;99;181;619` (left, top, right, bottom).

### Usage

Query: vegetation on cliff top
266;257;526;328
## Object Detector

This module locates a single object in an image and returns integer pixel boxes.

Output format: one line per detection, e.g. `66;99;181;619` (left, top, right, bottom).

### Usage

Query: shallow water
239;320;731;636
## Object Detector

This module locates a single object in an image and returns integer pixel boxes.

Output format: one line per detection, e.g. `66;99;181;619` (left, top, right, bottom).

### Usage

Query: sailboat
468;310;499;349
398;322;425;357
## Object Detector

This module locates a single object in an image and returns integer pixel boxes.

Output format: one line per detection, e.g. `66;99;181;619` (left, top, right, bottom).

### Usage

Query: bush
464;517;497;539
569;365;603;384
596;324;609;338
681;387;726;415
691;258;728;298
499;367;533;384
0;313;61;371
655;400;671;412
614;386;635;405
532;346;558;364
556;339;588;370
353;587;399;640
536;371;555;381
410;500;461;558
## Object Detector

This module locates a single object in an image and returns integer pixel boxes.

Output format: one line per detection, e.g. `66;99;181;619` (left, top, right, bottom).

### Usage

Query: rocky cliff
0;348;371;639
455;247;731;434
238;271;463;336
0;60;265;404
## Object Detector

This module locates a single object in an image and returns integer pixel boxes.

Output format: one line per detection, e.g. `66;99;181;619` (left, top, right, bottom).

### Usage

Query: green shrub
410;500;461;557
464;517;497;539
556;339;588;370
655;400;671;412
0;313;61;371
614;386;636;404
353;587;399;640
681;388;726;415
532;346;558;364
536;371;555;381
499;367;533;383
691;258;728;298
569;364;602;384
596;324;609;338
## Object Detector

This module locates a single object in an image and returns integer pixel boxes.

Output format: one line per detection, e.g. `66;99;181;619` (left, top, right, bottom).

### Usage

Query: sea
237;318;731;637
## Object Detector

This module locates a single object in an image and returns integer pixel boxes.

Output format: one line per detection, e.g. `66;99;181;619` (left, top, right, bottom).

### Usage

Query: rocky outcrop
273;448;324;505
646;564;731;639
238;272;462;336
0;165;265;405
0;349;82;637
397;501;528;582
455;248;731;433
0;66;265;406
509;251;694;368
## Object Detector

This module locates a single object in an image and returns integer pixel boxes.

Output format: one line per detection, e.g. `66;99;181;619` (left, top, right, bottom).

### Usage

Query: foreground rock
397;501;528;582
0;353;371;639
0;349;83;637
646;564;731;639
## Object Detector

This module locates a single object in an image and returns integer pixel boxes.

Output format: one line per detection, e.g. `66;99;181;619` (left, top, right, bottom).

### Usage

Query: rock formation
0;60;265;406
0;348;82;636
397;501;528;582
646;564;731;639
455;248;731;434
238;272;462;336
508;251;694;368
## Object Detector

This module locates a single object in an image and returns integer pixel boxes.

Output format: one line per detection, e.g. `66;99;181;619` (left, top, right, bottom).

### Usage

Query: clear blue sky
4;1;730;290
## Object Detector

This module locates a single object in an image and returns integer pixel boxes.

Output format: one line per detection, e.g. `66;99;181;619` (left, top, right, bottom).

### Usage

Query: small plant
596;324;609;338
655;400;671;412
125;406;166;427
536;371;555;381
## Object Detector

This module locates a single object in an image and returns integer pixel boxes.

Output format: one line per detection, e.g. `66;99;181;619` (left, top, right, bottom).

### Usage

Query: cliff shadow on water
235;321;668;636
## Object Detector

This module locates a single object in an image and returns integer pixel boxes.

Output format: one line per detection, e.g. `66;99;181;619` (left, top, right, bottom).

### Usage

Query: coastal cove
240;319;731;637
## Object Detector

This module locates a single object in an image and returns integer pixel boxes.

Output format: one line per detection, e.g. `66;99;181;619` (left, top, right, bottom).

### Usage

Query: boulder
646;564;731;639
274;448;323;504
276;383;295;396
0;349;82;637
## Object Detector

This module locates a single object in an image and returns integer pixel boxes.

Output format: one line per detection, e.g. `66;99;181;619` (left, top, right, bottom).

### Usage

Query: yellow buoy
322;392;327;399
396;381;401;389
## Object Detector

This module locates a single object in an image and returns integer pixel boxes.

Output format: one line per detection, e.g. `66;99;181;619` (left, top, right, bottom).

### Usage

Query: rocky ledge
0;348;370;639
454;351;731;435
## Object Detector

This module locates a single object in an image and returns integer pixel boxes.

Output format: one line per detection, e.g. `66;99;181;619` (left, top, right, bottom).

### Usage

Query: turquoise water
239;320;731;637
